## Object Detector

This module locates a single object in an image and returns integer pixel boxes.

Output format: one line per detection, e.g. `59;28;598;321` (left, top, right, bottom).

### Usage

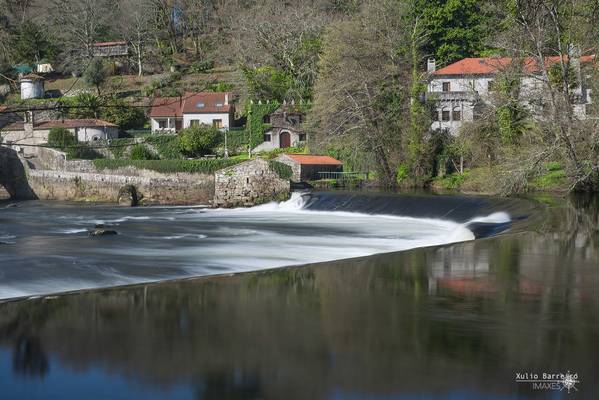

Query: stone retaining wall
26;169;215;205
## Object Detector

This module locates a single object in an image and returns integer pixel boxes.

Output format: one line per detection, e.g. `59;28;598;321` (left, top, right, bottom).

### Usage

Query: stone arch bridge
0;146;36;200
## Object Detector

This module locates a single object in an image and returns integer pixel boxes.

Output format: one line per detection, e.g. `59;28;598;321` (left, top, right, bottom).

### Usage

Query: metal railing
317;171;368;180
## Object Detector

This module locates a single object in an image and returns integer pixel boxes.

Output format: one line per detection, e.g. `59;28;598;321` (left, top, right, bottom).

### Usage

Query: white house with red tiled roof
1;115;118;155
427;56;595;133
149;92;234;133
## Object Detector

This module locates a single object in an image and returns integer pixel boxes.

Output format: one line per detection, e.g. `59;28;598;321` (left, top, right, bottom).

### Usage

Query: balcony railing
426;91;479;102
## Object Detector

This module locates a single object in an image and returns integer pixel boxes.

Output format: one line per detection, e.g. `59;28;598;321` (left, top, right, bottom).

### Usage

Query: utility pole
248;105;252;159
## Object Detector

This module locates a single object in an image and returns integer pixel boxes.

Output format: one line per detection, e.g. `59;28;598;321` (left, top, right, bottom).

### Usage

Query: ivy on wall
244;100;280;149
268;160;293;180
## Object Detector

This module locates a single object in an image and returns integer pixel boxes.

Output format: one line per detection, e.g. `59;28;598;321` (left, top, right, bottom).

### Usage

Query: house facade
427;56;595;134
149;92;234;133
252;105;307;153
92;41;129;57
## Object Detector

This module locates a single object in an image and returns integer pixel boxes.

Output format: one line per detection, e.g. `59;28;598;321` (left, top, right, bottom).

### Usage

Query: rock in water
89;229;118;237
117;185;139;207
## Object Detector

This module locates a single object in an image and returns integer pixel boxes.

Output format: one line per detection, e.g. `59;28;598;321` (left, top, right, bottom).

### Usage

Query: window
442;82;451;92
158;120;168;129
452;108;461;121
216;103;223;107
263;134;271;142
263;115;271;124
488;80;495;92
212;119;223;128
299;133;307;141
196;102;205;108
432;110;440;121
190;120;200;127
442;109;450;121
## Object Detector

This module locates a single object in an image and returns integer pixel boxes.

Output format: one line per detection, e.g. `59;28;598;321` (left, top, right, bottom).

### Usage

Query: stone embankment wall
16;147;288;206
23;147;214;205
27;169;214;205
214;158;290;207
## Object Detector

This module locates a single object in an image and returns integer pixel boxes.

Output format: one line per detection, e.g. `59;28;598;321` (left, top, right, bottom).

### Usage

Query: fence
317;171;368;181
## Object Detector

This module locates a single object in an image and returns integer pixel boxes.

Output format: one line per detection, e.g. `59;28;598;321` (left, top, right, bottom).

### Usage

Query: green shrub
92;158;241;174
435;170;470;190
145;135;183;159
268;160;293;180
66;143;103;160
101;97;146;129
48;127;77;149
130;144;158;160
188;59;214;73
104;138;135;158
178;124;222;157
395;164;409;185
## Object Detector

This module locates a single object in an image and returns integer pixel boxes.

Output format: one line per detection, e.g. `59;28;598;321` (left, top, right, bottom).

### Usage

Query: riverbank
429;163;571;195
0;192;596;398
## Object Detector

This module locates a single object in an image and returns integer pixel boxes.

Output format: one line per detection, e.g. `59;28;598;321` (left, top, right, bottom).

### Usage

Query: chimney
224;93;229;105
427;58;436;73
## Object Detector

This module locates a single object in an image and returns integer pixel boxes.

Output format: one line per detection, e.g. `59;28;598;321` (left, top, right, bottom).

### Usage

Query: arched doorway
279;131;291;148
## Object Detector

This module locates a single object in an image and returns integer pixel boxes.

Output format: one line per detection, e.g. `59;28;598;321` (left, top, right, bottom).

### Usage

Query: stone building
92;41;129;57
427;55;596;134
214;158;290;207
2;115;118;156
253;105;307;152
20;74;45;100
276;154;343;182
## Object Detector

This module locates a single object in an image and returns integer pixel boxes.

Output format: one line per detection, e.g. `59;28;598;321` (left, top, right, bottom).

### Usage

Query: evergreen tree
415;0;494;66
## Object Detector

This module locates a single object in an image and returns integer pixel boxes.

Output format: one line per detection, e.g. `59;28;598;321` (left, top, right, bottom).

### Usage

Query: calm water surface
0;192;597;399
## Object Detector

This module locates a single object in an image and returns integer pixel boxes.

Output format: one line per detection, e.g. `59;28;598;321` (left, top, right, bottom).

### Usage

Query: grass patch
530;162;567;191
93;158;241;174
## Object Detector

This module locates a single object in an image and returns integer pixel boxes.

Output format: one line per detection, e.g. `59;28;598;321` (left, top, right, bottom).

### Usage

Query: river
0;191;597;399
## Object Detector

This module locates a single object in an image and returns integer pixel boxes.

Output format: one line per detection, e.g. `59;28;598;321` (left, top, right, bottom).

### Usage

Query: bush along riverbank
430;162;571;195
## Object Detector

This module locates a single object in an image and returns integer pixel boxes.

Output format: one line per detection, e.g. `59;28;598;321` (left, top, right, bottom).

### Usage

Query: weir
0;191;537;300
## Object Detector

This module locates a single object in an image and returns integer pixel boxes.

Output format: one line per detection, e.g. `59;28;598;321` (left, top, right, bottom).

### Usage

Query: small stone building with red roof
1;114;118;155
149;92;234;133
426;55;596;133
276;154;343;182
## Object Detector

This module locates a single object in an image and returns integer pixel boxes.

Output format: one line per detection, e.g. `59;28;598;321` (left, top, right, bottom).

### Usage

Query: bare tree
309;1;408;187
117;0;154;76
46;0;114;71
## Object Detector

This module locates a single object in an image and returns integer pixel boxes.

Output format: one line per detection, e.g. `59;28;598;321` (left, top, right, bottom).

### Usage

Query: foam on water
0;193;512;300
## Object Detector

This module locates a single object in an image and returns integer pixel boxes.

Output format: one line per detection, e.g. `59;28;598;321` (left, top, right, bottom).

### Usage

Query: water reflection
1;194;598;399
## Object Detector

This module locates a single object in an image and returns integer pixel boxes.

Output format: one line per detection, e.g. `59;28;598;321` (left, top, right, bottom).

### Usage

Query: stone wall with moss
214;158;290;208
26;169;215;205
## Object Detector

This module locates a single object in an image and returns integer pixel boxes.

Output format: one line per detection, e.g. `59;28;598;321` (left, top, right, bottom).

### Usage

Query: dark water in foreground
0;193;598;399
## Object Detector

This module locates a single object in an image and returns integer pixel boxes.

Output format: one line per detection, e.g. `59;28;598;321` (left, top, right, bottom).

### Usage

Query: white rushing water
0;193;501;300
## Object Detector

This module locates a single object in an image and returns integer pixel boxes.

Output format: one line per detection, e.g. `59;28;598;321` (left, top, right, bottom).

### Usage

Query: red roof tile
181;92;232;114
148;97;184;118
433;55;596;76
93;41;128;47
149;92;232;118
3;119;117;131
284;154;343;166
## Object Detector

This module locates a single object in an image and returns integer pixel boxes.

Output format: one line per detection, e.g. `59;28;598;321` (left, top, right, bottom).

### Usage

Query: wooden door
280;131;291;148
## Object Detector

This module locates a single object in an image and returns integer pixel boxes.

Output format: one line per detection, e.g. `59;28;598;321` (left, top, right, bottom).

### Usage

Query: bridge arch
0;147;36;200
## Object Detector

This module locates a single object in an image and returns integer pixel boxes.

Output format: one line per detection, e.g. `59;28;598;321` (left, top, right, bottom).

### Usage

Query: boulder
89;229;118;237
117;185;138;207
